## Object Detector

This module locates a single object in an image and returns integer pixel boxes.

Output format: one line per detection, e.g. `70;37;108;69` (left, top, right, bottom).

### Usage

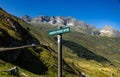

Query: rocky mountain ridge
100;25;120;37
21;15;87;26
0;8;82;77
21;15;120;37
1;8;120;77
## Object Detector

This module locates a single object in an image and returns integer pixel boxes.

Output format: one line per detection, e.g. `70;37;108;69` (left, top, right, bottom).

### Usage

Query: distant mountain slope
0;8;120;77
1;8;117;77
29;23;120;66
100;25;120;37
27;22;120;76
22;15;120;37
0;8;82;77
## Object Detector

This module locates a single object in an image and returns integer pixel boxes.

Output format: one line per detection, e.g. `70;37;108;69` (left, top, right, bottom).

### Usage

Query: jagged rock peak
100;25;120;37
102;25;115;31
21;15;120;37
22;15;84;26
21;15;32;22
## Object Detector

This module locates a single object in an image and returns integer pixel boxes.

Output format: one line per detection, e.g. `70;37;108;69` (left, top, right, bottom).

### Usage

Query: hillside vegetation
27;22;120;77
0;8;120;77
0;8;82;77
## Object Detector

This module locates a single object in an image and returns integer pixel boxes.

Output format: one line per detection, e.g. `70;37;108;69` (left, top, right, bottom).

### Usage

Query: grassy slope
64;31;120;77
0;8;120;76
26;22;120;77
27;23;120;65
18;20;82;77
0;8;42;77
0;8;81;77
64;31;120;66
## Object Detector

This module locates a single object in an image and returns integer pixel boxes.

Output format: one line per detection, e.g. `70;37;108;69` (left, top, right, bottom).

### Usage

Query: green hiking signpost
48;27;70;77
48;27;70;36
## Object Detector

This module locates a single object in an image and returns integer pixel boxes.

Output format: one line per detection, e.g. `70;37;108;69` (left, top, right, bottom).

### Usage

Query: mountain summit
21;15;120;37
100;25;120;37
21;15;32;22
22;15;87;26
1;8;120;77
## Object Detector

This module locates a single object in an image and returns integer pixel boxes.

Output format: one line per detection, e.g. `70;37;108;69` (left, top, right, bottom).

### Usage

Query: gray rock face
100;25;120;37
21;15;32;22
21;15;120;37
22;15;87;26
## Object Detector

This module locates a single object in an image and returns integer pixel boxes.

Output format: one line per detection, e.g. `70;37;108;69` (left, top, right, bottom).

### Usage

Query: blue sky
0;0;120;30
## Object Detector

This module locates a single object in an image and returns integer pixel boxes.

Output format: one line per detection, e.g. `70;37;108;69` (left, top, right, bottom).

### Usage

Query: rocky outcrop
21;15;32;22
22;15;87;26
100;25;120;37
22;15;97;34
21;15;120;37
